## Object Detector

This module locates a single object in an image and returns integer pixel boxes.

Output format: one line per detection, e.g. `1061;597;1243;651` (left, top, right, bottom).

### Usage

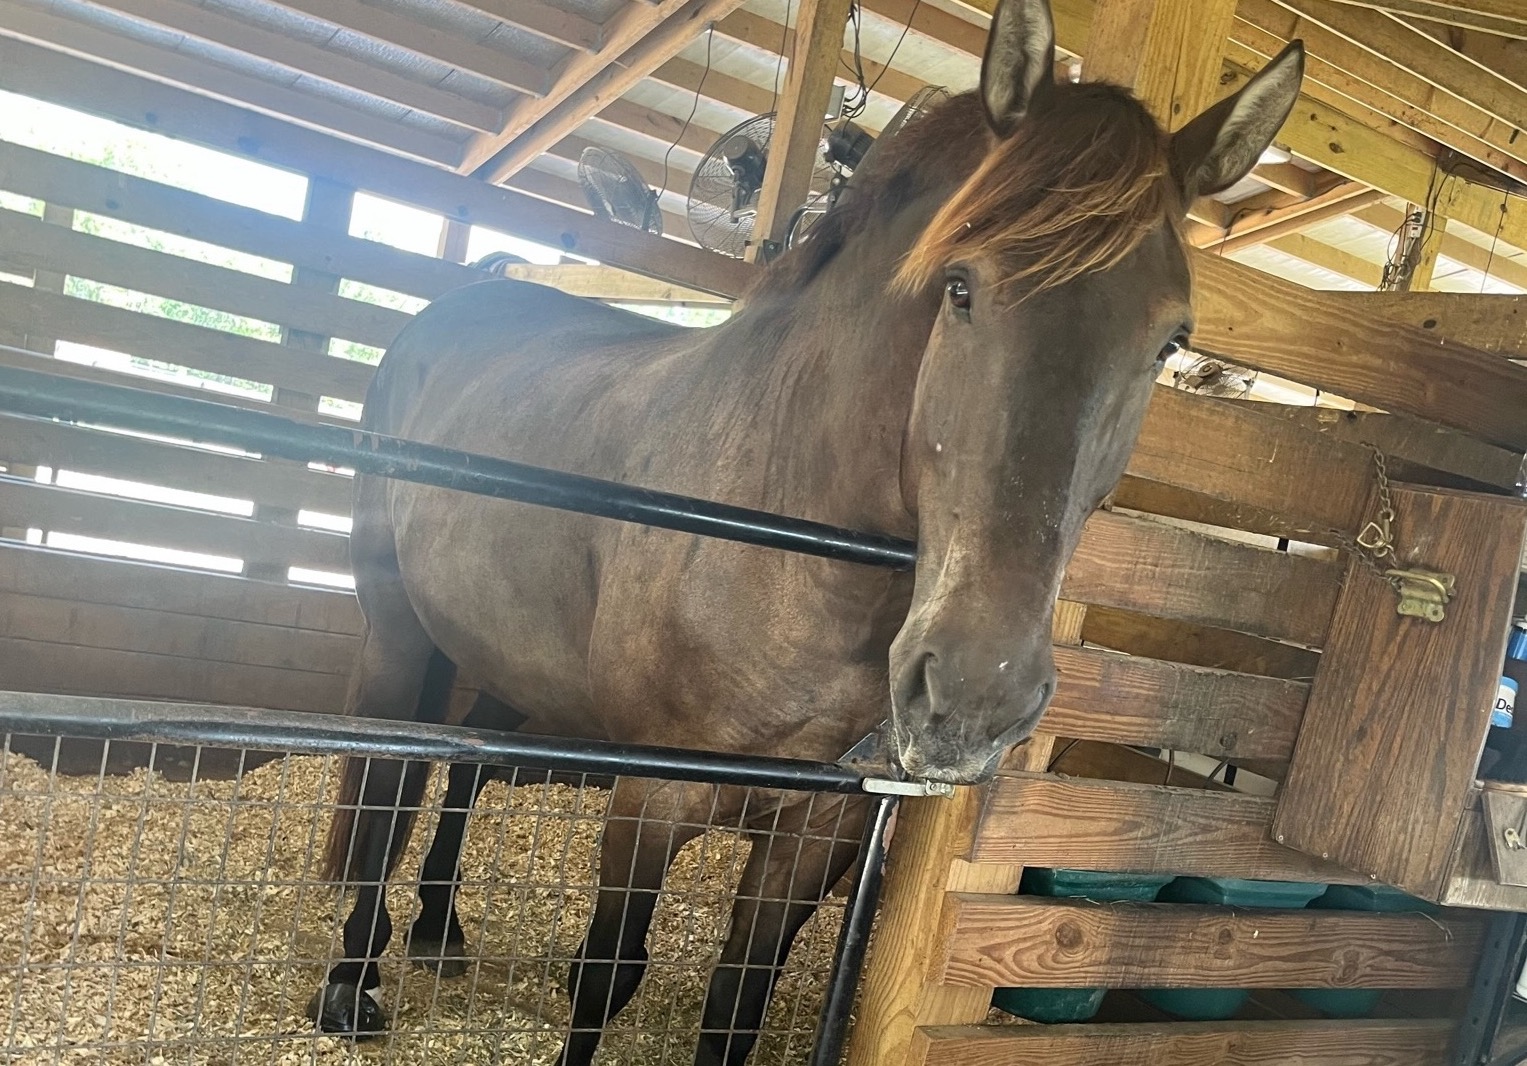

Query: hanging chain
1336;444;1456;622
1340;446;1404;593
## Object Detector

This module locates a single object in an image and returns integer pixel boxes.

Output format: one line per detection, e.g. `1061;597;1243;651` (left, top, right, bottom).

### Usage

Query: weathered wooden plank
0;140;480;301
0;636;348;715
1080;605;1322;680
0;544;359;633
0;37;753;298
1337;292;1527;358
1044;646;1307;759
1442;803;1527;912
0;209;411;350
1129;387;1373;540
0;286;374;402
0;479;350;574
940;894;1482;988
1275;486;1527;898
0;415;353;515
0;591;354;676
972;773;1363;881
911;1019;1457;1066
1245;402;1524;493
1192;252;1527;450
1064;511;1340;647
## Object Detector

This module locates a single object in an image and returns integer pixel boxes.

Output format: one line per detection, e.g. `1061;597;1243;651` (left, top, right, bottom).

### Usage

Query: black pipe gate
0;355;940;1065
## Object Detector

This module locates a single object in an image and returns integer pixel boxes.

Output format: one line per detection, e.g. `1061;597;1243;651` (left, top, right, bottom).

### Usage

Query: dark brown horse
310;1;1303;1060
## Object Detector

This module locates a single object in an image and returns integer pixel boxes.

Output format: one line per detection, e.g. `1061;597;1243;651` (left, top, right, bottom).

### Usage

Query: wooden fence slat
1332;291;1527;358
0;285;375;402
0;544;359;633
0;140;480;302
972;773;1364;882
1194;253;1527;450
0;37;754;299
0;591;354;675
1130;387;1372;539
1045;646;1307;759
0;415;353;515
912;1019;1456;1066
0;636;348;715
1080;605;1322;680
0;478;350;574
0;209;411;350
1065;511;1340;647
940;895;1482;989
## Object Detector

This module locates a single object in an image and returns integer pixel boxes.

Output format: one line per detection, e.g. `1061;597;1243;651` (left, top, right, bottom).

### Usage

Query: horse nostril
1035;680;1053;709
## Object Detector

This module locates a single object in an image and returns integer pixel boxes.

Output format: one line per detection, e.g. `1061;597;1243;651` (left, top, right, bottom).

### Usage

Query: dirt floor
0;746;845;1065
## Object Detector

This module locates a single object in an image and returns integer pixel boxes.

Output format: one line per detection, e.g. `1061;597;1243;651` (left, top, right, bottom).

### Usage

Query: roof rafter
80;0;503;132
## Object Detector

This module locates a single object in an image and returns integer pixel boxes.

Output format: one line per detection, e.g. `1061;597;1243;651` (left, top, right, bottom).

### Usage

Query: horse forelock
893;83;1182;299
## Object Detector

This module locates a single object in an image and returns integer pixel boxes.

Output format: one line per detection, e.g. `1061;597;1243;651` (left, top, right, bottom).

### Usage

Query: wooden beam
913;1019;1458;1066
1250;160;1318;197
1330;0;1527;39
0;37;753;297
1233;2;1527;182
0;5;466;167
495;263;732;305
749;0;855;259
940;894;1482;989
81;0;504;133
454;0;602;52
1277;0;1527;133
590;98;723;159
1216;57;1527;257
1192;250;1527;449
1265;232;1384;285
1355;203;1527;291
507;166;693;245
465;0;734;178
1192;182;1384;251
1331;287;1527;355
259;0;548;96
1082;0;1241;129
717;9;936;106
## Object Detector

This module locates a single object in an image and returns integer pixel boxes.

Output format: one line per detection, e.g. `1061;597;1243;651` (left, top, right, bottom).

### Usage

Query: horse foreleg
696;799;867;1066
560;781;705;1066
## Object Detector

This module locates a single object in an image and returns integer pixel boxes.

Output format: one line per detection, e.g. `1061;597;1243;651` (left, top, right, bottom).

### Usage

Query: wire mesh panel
0;707;895;1066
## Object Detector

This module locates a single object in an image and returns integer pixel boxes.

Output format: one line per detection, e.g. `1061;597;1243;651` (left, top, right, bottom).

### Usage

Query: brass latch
1384;568;1455;623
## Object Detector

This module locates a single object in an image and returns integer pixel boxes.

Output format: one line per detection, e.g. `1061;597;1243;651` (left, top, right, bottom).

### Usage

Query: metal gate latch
1384;568;1455;623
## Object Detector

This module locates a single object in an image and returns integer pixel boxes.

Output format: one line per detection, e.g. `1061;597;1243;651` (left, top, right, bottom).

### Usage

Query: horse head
886;0;1304;783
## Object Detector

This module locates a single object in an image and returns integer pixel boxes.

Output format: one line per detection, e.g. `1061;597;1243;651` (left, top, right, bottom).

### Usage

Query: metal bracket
862;777;954;798
1482;784;1527;888
1385;567;1456;623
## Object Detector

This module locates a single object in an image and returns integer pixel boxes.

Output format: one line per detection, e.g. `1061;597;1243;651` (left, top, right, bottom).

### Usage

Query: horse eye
945;277;971;312
1157;335;1188;365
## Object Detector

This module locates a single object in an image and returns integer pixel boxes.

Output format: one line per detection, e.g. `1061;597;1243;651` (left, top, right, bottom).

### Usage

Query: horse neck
718;197;945;537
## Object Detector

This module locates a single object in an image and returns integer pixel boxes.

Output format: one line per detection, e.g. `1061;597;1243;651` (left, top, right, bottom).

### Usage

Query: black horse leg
406;693;526;978
695;797;867;1066
312;758;422;1036
406;759;492;977
559;780;706;1066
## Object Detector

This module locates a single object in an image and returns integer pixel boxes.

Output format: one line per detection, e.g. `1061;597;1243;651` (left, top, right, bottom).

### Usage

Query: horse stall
1;0;1527;1064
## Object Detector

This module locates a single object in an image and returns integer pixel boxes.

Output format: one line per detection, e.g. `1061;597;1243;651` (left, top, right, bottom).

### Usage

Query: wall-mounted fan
846;85;951;185
686;113;837;259
578;146;663;236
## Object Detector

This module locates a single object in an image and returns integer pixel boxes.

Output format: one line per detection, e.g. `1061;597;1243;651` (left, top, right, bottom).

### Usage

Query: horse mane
741;84;1179;304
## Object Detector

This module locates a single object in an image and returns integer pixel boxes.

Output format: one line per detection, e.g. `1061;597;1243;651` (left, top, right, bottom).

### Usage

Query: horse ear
1169;40;1305;201
980;0;1056;136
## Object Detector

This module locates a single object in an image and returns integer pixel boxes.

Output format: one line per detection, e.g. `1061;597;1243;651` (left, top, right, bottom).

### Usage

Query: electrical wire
862;0;921;100
655;24;715;207
1481;186;1510;293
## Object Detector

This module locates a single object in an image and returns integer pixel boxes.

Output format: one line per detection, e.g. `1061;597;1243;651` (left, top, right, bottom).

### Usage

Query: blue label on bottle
1497;677;1519;729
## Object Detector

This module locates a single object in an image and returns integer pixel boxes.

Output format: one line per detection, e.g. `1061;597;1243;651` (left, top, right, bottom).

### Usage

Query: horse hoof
408;938;470;979
306;983;387;1037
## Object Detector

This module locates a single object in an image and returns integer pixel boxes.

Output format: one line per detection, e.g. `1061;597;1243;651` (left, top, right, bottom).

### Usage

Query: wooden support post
1405;179;1460;292
746;0;853;261
245;177;353;583
437;218;471;264
1082;0;1240;129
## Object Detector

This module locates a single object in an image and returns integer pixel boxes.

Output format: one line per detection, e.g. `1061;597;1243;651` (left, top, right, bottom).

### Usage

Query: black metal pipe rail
0;691;875;794
0;358;917;570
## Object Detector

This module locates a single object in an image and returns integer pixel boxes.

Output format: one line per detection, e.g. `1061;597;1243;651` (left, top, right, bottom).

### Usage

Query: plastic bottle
1484;623;1527;781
